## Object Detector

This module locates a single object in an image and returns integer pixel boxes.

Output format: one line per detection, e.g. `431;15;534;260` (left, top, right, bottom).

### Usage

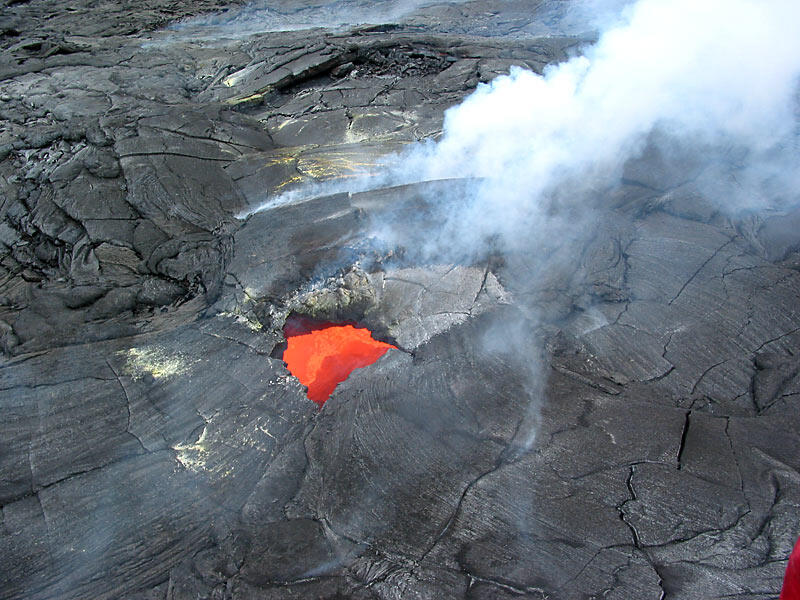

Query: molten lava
283;317;396;406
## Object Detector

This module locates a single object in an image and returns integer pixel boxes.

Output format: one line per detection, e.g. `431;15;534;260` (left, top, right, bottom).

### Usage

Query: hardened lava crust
0;1;798;599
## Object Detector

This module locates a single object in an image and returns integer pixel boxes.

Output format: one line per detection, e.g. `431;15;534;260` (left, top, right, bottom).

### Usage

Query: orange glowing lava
283;317;396;406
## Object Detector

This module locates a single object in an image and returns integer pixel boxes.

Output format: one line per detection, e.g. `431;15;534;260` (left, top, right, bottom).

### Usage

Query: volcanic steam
361;0;800;263
283;316;396;405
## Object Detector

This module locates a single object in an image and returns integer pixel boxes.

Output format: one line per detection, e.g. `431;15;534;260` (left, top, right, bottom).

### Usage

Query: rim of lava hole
282;315;397;406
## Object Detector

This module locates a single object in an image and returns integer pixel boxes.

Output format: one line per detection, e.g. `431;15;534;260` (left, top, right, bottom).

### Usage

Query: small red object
283;317;396;406
781;536;800;600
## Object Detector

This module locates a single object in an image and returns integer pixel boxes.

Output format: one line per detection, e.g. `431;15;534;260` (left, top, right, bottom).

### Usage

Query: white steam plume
378;0;800;258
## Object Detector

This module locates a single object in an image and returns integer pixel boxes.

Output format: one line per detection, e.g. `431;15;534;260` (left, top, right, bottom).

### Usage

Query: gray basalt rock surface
0;1;797;599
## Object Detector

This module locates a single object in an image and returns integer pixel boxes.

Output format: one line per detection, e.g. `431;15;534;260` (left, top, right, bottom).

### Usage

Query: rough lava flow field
1;0;799;599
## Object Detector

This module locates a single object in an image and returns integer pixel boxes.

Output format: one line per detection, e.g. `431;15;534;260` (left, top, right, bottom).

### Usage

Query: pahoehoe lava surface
0;1;798;599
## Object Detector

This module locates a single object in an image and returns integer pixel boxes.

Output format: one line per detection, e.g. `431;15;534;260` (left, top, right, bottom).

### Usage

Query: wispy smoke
173;0;468;38
369;0;800;260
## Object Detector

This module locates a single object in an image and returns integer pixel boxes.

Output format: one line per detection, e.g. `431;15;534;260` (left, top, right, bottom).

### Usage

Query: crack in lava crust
283;316;396;406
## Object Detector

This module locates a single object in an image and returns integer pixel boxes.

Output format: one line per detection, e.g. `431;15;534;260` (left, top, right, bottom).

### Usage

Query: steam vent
2;0;800;598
